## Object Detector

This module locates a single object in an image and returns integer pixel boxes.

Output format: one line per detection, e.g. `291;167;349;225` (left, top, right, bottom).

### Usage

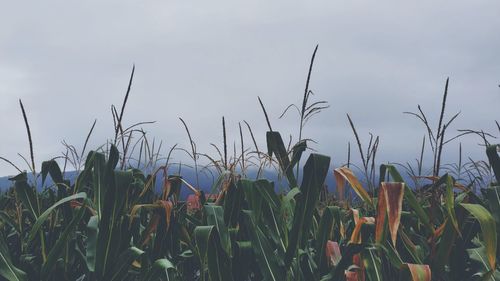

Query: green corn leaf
484;185;500;260
0;211;20;234
223;180;244;227
266;131;297;187
91;151;106;220
194;225;233;281
142;258;178;281
486;145;500;184
280;187;300;232
233;241;253;280
240;179;265;221
0;234;27;281
363;247;384;281
242;210;285;281
204;204;232;257
95;146;133;278
41;160;64;186
443;175;461;235
467;242;500;281
254;180;287;253
104;247;145;281
289;140;307;174
433;219;457;274
41;205;86;279
12;173;39;219
461;203;497;270
285;153;330;267
315;206;337;274
27;192;87;242
86;215;99;272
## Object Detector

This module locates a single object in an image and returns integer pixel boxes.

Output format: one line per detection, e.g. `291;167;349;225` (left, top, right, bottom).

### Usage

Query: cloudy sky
0;1;499;176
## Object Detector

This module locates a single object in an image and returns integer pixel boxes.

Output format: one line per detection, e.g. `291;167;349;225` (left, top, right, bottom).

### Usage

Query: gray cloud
1;0;499;176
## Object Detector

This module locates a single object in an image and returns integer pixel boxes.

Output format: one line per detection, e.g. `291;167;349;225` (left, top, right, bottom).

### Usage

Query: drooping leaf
467;242;500;280
334;167;373;206
327;243;363;281
403;263;432;281
350;216;375;244
383;182;405;246
142;258;178;281
41;160;64;186
28;192;87;242
205;204;232;257
461;203;497;270
380;164;434;234
289;140;307;173
12;173;39;219
266;131;297;187
325;241;341;267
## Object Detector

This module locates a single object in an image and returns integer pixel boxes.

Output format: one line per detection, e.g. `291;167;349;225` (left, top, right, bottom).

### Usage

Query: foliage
1;48;499;281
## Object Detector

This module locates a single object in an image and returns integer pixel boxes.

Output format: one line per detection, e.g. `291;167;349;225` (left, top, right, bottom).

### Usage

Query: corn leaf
363;247;384;281
486;145;500;184
461;203;497;270
380;164;434;233
315;207;336;273
28;192;87;242
41;205;86;279
104;247;145;281
0;235;27;281
334;167;373;207
205;204;232;257
285;153;330;267
142;258;178;281
383;182;404;246
242;210;285;281
403;263;432;281
266;131;297;187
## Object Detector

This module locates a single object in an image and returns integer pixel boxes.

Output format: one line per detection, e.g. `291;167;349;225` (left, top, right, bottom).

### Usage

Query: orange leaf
404;263;432;281
352;208;360;225
334;167;373;206
141;214;160;246
375;184;387;244
334;169;345;201
158;200;173;231
353;254;366;281
326;240;342;266
383;182;405;246
350;217;375;244
345;270;359;281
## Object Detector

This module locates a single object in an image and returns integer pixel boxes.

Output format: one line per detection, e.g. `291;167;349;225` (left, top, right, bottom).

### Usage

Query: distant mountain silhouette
0;166;423;199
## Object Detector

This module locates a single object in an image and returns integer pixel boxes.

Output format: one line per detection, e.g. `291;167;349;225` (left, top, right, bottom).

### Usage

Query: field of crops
1;58;499;281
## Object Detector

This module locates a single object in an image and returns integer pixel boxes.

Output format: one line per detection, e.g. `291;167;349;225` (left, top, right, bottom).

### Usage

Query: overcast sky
1;1;499;176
